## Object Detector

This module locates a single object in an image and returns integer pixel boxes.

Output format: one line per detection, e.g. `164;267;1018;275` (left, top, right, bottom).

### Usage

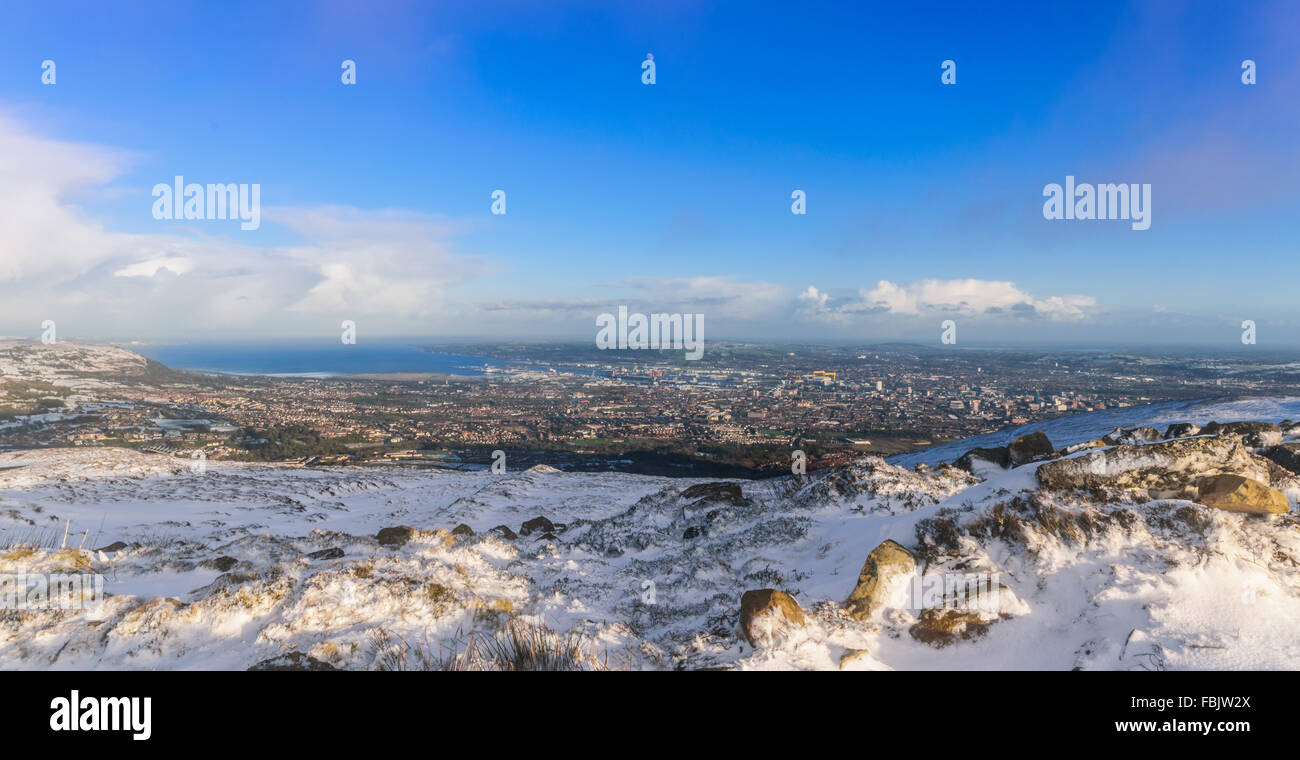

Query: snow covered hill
0;340;150;383
1;409;1299;670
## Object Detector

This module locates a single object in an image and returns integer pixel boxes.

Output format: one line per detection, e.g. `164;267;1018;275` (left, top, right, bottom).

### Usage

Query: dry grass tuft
369;617;615;671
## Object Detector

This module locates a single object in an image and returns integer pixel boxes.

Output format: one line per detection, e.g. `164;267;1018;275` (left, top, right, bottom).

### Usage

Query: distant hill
0;340;152;381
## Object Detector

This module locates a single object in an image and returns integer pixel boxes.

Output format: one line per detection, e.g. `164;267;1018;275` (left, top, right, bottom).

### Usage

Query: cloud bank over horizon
0;110;1127;344
0;0;1296;346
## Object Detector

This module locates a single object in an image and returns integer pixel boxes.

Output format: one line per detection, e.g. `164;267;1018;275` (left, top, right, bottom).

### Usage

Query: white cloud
0;113;490;338
0;110;1105;342
271;206;482;320
114;257;194;278
800;279;1097;323
480;276;788;322
616;276;787;320
0;113;132;283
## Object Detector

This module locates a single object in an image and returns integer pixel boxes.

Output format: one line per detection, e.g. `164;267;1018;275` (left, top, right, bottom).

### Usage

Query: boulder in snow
519;516;554;536
1008;431;1055;466
1061;439;1107;455
909;608;996;647
307;547;344;560
1260;443;1300;475
1194;474;1290;515
376;526;416;547
1164;422;1201;439
1203;421;1282;448
1103;426;1162;446
955;446;1009;473
248;652;339;671
204;555;238;572
846;539;916;621
738;589;806;647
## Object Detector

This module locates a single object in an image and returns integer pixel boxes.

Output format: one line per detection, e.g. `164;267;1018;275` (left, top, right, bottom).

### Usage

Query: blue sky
0;0;1296;346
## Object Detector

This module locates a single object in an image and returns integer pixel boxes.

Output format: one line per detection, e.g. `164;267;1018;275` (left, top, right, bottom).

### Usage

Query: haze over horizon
0;1;1296;347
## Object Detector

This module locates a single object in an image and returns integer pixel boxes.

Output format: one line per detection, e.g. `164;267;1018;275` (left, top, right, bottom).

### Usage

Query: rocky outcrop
1061;439;1107;455
1007;432;1054;467
376;526;416;547
248;652;340;671
519;516;554;536
1245;429;1284;449
846;540;916;620
1164;422;1201;439
1035;435;1275;495
909;608;996;647
1194;474;1290;515
955;446;1009;473
788;456;975;516
489;524;518;540
306;547;344;560
681;482;745;505
738;589;806;647
204;556;239;572
956;432;1055;472
1260;443;1300;475
1103;426;1162;446
673;482;756;540
1202;422;1282;448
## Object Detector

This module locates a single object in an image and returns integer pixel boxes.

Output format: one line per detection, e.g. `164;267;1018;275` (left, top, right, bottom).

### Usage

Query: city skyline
0;1;1297;345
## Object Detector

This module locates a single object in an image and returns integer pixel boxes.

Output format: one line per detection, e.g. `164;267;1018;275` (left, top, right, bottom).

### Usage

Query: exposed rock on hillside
1261;443;1300;475
1061;439;1107;455
1164;422;1201;439
680;481;746;506
846;539;916;621
519;516;556;536
738;589;806;647
1008;431;1054;466
1202;421;1282;448
789;457;975;514
910;608;998;648
1103;426;1162;446
1194;474;1290;515
376;526;416;547
955;432;1053;473
1035;435;1278;495
249;652;340;671
955;446;1009;473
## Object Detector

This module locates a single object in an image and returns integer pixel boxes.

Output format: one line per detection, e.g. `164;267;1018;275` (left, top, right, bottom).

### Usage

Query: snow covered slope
1;416;1298;671
0;340;149;386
